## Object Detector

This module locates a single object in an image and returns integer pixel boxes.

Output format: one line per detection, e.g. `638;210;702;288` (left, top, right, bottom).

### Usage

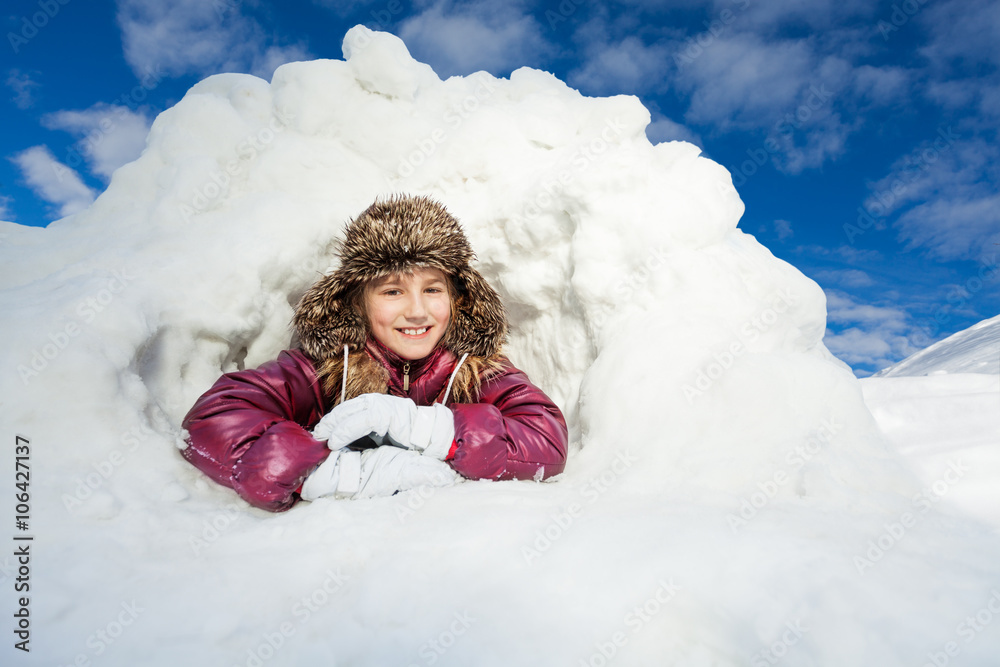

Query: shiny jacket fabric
181;342;568;512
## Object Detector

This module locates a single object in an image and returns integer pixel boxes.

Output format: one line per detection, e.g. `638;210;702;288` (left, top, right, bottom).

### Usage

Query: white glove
300;446;459;501
311;394;454;460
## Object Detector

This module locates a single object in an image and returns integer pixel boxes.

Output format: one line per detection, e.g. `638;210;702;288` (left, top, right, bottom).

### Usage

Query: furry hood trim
293;194;508;361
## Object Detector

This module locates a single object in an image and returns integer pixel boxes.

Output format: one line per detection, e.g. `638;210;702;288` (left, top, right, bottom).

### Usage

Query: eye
382;288;402;296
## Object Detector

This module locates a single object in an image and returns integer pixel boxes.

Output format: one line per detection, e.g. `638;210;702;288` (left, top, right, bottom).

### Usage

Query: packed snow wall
4;25;908;504
2;26;998;667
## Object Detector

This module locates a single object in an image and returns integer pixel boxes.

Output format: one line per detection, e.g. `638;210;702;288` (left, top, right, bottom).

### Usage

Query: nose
403;291;428;320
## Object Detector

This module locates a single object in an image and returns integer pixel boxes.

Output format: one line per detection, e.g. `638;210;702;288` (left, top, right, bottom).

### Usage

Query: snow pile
863;314;1000;527
875;313;1000;377
2;26;999;666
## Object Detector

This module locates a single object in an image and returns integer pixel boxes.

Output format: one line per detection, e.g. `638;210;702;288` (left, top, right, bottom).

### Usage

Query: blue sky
3;0;999;376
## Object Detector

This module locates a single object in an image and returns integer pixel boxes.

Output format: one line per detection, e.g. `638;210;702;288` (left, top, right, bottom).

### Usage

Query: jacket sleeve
448;360;568;481
180;349;331;512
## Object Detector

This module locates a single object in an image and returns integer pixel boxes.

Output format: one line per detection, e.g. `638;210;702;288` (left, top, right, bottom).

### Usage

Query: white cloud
526;2;928;177
254;44;312;79
115;0;311;79
851;65;910;106
311;0;383;19
645;115;701;146
918;0;1000;120
813;268;873;288
863;134;965;217
42;104;152;181
797;244;884;264
896;194;1000;261
979;83;1000;118
771;113;853;174
919;0;1000;68
11;146;96;219
823;326;916;374
676;33;815;128
839;0;1000;263
825;291;909;329
924;79;981;112
397;1;551;77
718;0;879;31
823;290;920;373
0;195;14;222
669;31;861;172
863;135;1000;261
6;69;40;110
569;35;671;95
755;218;794;240
773;218;793;240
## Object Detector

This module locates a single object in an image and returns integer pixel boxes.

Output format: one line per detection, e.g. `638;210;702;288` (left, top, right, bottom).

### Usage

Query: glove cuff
300;450;343;501
421;403;455;461
335;450;363;497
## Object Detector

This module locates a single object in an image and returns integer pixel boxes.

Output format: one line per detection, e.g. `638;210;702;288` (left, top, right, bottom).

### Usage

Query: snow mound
875;313;1000;377
863;373;1000;526
865;315;1000;527
2;26;999;666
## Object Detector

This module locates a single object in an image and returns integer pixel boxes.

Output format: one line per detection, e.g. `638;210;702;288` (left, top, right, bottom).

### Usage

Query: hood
293;194;508;362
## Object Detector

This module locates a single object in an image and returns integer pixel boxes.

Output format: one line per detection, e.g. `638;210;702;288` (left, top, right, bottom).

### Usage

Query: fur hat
294;194;508;363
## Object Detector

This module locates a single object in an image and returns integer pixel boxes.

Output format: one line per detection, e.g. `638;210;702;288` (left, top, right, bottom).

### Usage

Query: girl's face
366;267;452;360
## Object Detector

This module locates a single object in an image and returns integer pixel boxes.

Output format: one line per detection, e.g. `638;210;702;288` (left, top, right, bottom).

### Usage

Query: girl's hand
300;446;459;500
311;393;454;460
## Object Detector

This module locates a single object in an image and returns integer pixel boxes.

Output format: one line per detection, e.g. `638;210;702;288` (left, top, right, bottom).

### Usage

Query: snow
2;26;999;666
863;312;1000;528
874;313;1000;377
862;373;1000;527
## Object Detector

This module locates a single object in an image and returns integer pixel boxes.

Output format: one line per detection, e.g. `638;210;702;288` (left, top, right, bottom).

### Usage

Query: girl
181;195;568;511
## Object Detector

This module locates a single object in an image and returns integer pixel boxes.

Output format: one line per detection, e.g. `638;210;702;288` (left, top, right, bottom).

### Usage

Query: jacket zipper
403;362;410;392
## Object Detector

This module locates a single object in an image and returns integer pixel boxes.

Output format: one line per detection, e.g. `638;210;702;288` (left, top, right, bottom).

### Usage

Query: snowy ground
1;27;999;667
864;373;1000;526
862;316;1000;529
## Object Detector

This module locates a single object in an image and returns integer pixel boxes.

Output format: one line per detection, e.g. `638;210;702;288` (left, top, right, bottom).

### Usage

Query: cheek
434;299;452;326
367;301;396;329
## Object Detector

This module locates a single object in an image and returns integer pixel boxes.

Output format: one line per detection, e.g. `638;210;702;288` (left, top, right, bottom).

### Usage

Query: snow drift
874;313;1000;377
2;26;999;666
863;314;1000;528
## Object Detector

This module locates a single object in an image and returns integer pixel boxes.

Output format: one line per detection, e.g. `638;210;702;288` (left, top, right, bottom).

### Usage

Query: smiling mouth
398;327;430;337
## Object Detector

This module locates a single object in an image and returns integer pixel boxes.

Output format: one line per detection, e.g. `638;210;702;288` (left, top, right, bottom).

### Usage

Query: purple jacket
181;345;568;511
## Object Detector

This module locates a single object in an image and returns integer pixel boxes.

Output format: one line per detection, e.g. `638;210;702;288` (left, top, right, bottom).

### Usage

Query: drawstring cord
340;343;467;406
339;344;349;405
440;352;469;406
